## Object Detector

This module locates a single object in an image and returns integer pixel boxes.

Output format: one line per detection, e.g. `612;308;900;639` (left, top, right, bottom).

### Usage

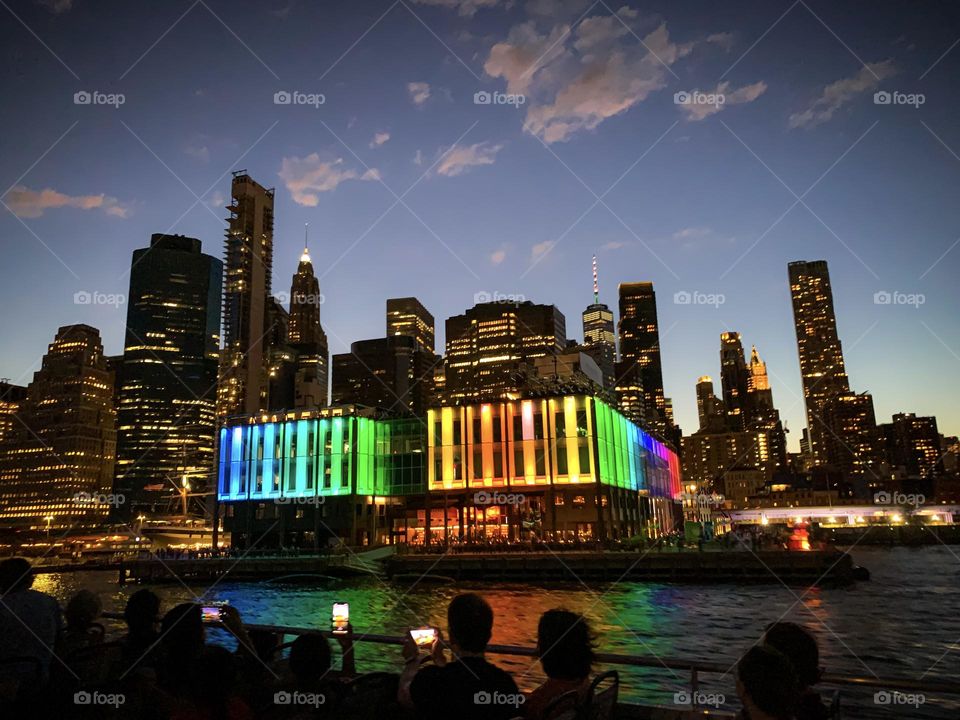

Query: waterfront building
0;325;116;528
581;256;616;389
217;394;682;547
788;260;851;465
387;297;435;353
879;413;943;490
332;336;438;417
113;234;221;518
218;172;275;419
0;381;27;444
681;428;776;501
819;391;881;493
444;301;566;402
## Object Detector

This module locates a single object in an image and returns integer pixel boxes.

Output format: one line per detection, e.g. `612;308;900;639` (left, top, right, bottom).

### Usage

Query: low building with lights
216;394;682;548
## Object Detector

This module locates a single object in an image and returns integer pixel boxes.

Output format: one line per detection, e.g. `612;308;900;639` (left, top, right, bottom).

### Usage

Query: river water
33;546;960;719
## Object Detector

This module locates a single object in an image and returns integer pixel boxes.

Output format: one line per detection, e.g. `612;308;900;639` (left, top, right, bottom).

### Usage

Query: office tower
0;325;116;527
332;335;437;416
681;429;775;497
288;245;329;409
788;260;850;465
444;300;566;401
746;345;774;413
616;282;669;432
387;297;435;353
219;172;275;419
880;413;943;481
719;332;750;430
0;381;27;444
695;376;725;432
115;234;222;517
582;255;616;389
744;344;788;474
820;391;879;488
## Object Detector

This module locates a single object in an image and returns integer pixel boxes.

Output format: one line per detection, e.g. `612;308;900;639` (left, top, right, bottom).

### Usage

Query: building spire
300;222;311;264
592;254;599;304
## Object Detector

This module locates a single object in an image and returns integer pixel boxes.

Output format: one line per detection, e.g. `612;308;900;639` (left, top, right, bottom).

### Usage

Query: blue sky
2;0;959;449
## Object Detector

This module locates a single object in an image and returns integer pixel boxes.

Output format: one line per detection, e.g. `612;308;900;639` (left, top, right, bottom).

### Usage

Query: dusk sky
2;0;959;449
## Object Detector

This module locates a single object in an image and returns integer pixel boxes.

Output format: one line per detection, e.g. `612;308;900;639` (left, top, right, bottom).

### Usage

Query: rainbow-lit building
217;395;682;548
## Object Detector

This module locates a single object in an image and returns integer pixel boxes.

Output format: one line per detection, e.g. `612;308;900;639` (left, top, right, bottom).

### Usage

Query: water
33;546;960;719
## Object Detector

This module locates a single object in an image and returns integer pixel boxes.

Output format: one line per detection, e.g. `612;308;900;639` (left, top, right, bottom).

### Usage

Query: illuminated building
616;282;672;434
332;336;438;417
287;245;329;409
681;429;775;502
532;350;603;390
695;376;725;432
444;301;566;402
218;172;275;419
216;394;682;546
0;325;116;528
820;392;880;489
114;234;222;517
788;260;850;465
581;256;616;389
879;413;943;485
387;297;435;353
720;332;750;430
0;381;27;444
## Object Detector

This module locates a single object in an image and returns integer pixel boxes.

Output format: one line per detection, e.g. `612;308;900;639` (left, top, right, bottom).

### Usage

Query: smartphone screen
331;602;349;634
409;627;437;647
201;602;225;622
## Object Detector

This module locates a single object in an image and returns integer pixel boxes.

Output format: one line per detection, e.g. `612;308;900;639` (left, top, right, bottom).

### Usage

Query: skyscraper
288;244;329;409
444;300;566;401
387;297;435;353
616;282;670;432
879;413;943;483
0;381;27;444
0;325;116;528
720;332;750;430
115;234;222;517
820;391;880;488
747;345;774;413
219;172;275;419
332;335;436;416
788;260;850;465
582;256;616;389
695;376;726;432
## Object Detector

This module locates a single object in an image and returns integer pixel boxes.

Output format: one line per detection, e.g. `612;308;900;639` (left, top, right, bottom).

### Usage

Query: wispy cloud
184;144;210;162
279;154;380;206
789;60;896;129
436;141;503;177
531;239;556;259
490;248;507;264
407;81;432;105
706;32;735;51
5;185;130;219
370;131;391;148
677;80;767;121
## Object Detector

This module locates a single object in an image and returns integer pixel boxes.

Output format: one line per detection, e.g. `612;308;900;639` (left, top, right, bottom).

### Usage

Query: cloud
208;190;226;208
676;80;767;121
369;132;391;148
5;186;130;219
184;145;210;162
409;0;498;17
485;11;696;143
672;226;711;240
706;32;735;51
600;240;630;251
407;82;432;105
414;149;424;166
788;60;896;129
278;154;380;206
490;248;507;264
531;239;556;260
436;141;503;177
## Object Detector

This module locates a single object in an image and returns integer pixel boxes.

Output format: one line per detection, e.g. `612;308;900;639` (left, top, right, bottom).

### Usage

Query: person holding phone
398;593;519;720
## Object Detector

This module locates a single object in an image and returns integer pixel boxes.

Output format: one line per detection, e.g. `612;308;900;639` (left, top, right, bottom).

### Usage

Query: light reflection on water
34;546;960;719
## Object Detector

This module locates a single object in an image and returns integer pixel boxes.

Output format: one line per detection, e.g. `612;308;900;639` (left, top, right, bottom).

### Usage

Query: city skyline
2;0;959;450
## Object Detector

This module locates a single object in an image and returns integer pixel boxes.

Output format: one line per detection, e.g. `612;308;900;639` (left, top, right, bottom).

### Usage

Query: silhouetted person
525;609;595;720
737;645;799;720
764;623;829;720
172;645;253;720
399;593;520;720
120;588;162;670
60;589;103;656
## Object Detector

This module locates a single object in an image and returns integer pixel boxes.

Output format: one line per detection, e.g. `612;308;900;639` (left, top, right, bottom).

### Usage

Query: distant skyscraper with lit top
387;297;435;353
581;255;616;390
287;242;329;408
